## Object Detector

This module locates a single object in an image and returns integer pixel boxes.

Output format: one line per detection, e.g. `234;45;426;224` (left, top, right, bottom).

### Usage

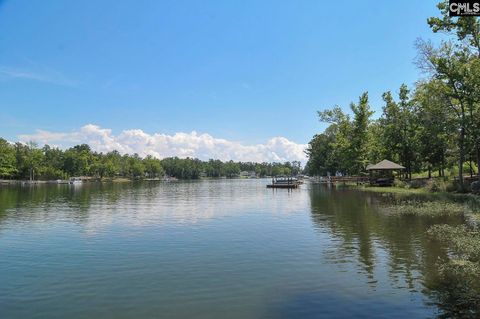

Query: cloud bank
19;124;307;163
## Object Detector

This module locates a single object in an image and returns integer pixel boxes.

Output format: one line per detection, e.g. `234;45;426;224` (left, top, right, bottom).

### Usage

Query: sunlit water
0;180;464;318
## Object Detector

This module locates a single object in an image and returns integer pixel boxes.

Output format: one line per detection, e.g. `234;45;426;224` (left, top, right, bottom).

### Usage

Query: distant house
366;159;405;186
70;176;93;181
240;171;257;179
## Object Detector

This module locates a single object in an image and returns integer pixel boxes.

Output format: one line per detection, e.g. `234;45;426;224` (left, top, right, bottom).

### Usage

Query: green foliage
428;0;480;52
426;178;447;193
308;92;373;175
408;179;427;189
63;144;93;176
223;161;240;178
160;157;202;179
427;224;480;317
446;180;460;192
305;132;338;176
0;139;17;178
415;80;452;177
349;92;374;173
393;179;407;189
144;155;164;178
418;2;480;187
378;91;402;163
14;142;44;180
380;200;465;217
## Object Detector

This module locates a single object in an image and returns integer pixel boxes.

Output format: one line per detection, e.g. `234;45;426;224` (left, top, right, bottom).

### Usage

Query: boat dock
267;177;301;189
311;176;369;185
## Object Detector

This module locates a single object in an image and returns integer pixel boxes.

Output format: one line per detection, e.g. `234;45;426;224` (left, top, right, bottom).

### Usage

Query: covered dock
366;159;405;186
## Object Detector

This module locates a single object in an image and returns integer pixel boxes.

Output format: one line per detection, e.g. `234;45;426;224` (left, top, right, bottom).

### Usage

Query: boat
69;177;83;185
266;177;301;189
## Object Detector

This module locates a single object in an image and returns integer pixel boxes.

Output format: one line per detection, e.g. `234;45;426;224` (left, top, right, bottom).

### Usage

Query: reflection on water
0;180;467;318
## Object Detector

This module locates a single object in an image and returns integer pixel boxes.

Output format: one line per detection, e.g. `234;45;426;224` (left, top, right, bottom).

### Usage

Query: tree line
305;0;480;189
0;139;301;180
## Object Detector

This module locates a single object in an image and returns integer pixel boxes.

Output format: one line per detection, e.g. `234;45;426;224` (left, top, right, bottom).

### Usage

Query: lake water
0;179;464;318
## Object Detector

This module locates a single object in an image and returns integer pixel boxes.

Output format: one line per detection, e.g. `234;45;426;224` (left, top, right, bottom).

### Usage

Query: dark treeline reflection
307;185;472;318
0;182;157;226
0;180;260;229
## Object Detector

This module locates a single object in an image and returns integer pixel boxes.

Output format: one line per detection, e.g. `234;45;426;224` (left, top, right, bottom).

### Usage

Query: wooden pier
311;176;370;185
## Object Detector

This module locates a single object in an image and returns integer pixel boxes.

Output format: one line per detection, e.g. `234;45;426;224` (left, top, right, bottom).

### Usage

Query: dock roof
366;159;405;171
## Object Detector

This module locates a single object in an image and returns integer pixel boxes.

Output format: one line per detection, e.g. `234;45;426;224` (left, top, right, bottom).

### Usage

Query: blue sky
0;0;442;161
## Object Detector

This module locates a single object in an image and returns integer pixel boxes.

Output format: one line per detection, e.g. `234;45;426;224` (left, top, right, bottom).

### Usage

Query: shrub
446;180;458;192
471;181;480;194
426;179;446;192
393;179;407;188
427;224;480;317
408;179;427;189
380;200;465;217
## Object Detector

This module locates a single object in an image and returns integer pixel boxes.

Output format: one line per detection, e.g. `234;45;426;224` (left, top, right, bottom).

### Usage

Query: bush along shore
354;180;480;223
427;224;480;317
342;176;480;196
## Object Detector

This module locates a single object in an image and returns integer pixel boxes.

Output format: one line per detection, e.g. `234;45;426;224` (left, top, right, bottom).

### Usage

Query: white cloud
19;124;308;163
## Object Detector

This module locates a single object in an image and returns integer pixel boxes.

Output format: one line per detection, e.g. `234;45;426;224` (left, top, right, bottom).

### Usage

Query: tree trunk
459;127;465;190
442;152;445;178
441;151;445;178
477;144;480;181
428;166;432;179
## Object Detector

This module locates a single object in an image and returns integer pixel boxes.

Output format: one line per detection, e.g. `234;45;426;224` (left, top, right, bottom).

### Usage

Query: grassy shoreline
328;182;480;231
344;182;478;198
354;185;432;195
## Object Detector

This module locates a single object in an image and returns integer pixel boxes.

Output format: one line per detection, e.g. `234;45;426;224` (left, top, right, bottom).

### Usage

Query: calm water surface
0;180;464;318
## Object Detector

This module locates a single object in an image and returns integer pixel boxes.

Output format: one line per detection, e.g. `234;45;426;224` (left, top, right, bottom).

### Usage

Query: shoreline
332;181;478;197
0;176;265;185
0;178;164;185
344;183;480;228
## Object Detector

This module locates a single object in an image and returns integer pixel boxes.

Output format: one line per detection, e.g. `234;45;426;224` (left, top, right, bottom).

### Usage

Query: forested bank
0;138;300;181
305;0;480;191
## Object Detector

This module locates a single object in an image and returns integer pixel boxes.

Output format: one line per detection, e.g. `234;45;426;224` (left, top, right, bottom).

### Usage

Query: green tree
349;92;374;173
0;139;17;178
318;106;352;174
398;84;419;179
414;80;453;177
316;92;374;175
423;1;480;185
223;161;240;178
305;129;337;176
204;159;224;177
143;155;164;178
14;142;44;180
63;144;93;177
42;145;66;179
378;85;418;179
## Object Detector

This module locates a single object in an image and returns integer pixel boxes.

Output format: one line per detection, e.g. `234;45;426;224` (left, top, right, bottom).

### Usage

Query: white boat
69;177;83;185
